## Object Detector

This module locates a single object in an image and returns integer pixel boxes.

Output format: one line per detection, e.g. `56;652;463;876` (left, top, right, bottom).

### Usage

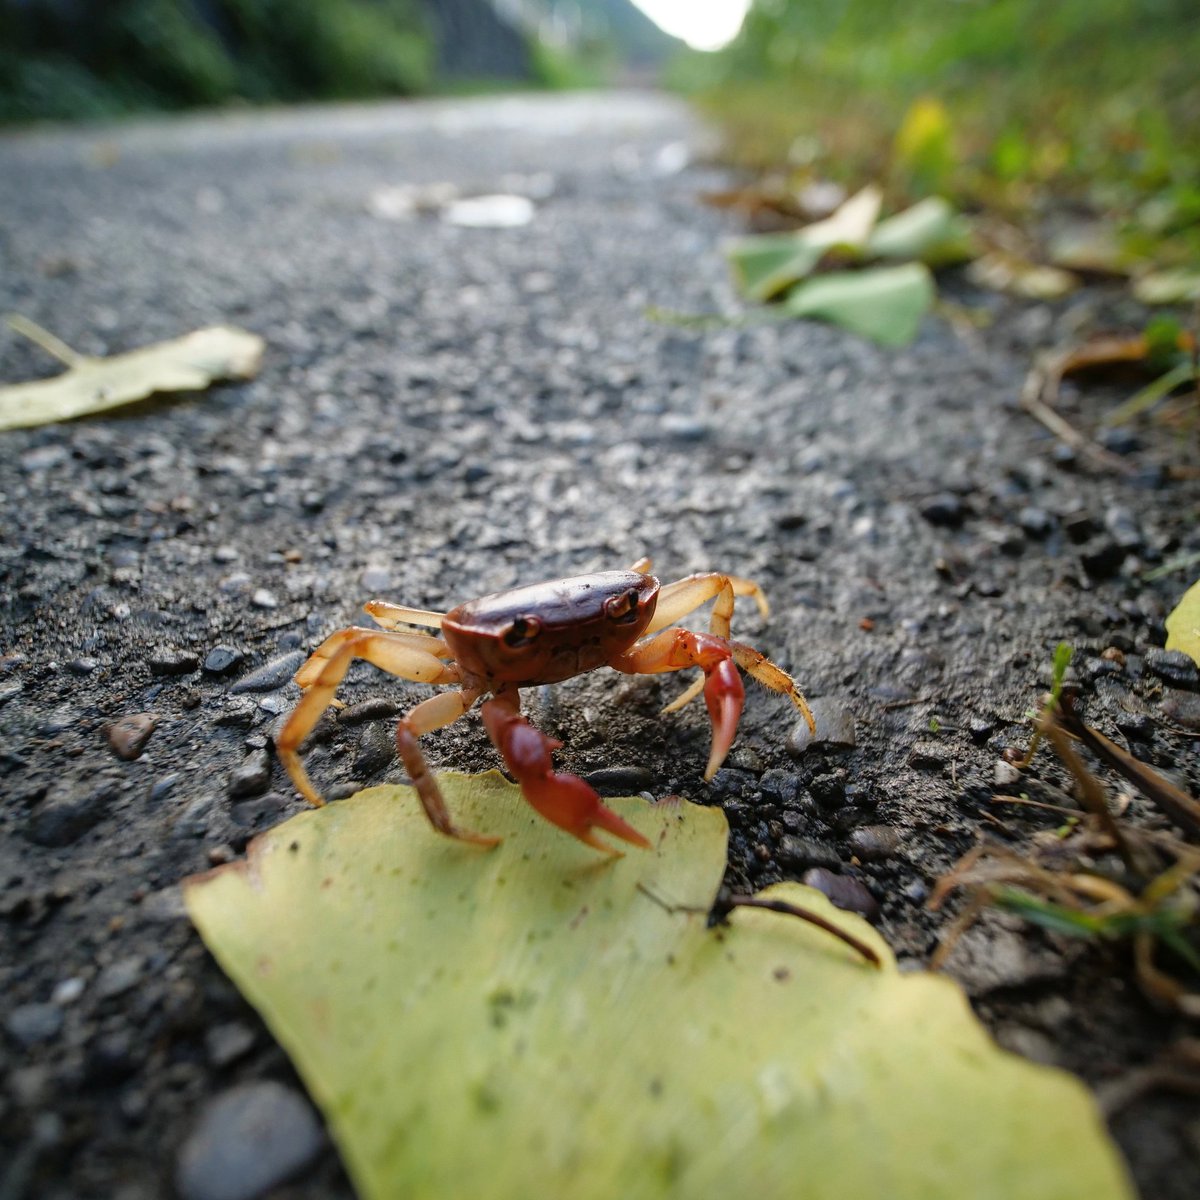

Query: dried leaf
0;320;264;431
185;774;1131;1200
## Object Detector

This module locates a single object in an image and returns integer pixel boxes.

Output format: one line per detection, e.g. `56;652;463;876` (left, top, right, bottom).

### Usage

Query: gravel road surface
1;90;1197;1199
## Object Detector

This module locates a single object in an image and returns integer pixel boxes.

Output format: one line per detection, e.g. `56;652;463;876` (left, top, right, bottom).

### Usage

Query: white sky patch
630;0;751;52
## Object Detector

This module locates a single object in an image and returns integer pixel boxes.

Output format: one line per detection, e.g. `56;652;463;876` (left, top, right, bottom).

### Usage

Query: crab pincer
481;689;650;853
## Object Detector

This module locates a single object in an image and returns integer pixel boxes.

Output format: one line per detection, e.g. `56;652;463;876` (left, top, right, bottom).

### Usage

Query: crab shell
439;570;661;687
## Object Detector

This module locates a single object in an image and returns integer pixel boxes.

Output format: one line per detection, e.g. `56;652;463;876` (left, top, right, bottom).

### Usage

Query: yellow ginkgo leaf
0;316;264;431
185;773;1132;1200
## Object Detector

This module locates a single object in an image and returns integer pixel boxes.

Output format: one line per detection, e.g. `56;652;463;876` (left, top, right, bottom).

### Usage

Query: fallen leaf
726;184;882;301
1133;269;1200;306
0;318;264;431
185;773;1132;1200
442;194;535;228
1166;579;1200;666
867;196;975;265
966;252;1079;299
785;263;935;346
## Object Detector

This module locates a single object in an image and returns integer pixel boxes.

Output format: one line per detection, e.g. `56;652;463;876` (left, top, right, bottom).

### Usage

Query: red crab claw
703;656;745;780
481;694;651;853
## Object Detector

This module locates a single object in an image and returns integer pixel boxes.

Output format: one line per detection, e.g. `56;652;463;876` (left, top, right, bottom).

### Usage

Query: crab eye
605;589;641;624
502;615;542;648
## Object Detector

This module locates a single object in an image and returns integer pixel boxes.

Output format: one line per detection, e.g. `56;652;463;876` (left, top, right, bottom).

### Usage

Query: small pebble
51;977;86;1006
1080;539;1124;579
919;493;965;526
204;646;244;676
149;649;200;677
6;1002;64;1047
230;651;306;694
108;713;157;761
228;751;272;799
1161;690;1200;731
758;769;800;806
847;824;902;863
967;716;994;744
776;835;842;871
906;740;946;770
251;588;279;610
1143;647;1199;690
27;781;117;847
808;773;845;811
353;724;395;779
205;1022;257;1069
173;794;218;838
707;768;756;800
150;774;180;802
68;657;100;674
1016;507;1053;538
95;955;144;1001
994;760;1023;788
339;698;401;725
801;868;880;923
787;700;856;754
360;566;392;592
175;1081;324;1200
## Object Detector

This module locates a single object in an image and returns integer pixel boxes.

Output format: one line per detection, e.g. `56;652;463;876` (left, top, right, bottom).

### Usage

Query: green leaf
726;184;882;301
867;197;974;265
726;233;822;302
0;319;264;431
185;773;1132;1200
1165;579;1200;666
784;263;935;346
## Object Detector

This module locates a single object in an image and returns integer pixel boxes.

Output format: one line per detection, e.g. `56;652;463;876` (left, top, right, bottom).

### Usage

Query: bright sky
630;0;751;52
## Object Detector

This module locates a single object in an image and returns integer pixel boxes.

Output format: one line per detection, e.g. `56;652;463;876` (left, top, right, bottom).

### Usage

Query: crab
277;558;815;853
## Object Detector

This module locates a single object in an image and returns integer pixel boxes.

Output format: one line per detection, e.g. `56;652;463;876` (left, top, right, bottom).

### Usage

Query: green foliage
693;0;1200;212
0;0;435;120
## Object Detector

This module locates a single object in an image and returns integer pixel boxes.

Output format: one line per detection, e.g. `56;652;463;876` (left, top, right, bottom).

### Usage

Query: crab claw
481;693;650;853
703;656;745;780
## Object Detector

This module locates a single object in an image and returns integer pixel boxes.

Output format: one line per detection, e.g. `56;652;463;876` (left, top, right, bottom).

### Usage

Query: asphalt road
1;90;1198;1199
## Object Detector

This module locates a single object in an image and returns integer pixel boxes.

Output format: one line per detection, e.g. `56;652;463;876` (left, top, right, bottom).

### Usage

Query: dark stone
175;1081;324;1200
1080;539;1125;579
1161;690;1200;731
848;825;902;862
801;868;880;923
919;493;965;526
777;835;842;871
1143;648;1199;690
339;698;402;725
203;646;244;676
1097;427;1141;456
230;651;306;694
967;716;994;743
1114;710;1155;740
149;648;200;676
809;773;845;810
27;780;117;846
6;1002;63;1047
787;700;856;754
353;724;395;779
1016;506;1053;538
228;751;272;799
758;769;801;806
906;740;947;770
707;768;757;800
95;955;144;1000
1104;505;1143;551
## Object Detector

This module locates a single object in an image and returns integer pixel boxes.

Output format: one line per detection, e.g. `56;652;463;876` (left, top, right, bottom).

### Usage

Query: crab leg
277;628;462;808
480;688;651;853
645;572;770;634
611;629;746;779
363;600;447;631
395;686;496;846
